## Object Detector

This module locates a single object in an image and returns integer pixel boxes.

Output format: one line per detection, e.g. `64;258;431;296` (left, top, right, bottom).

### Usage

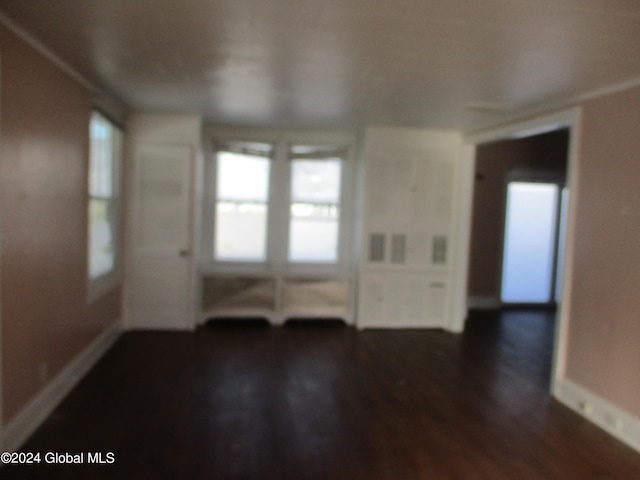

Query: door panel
130;144;193;329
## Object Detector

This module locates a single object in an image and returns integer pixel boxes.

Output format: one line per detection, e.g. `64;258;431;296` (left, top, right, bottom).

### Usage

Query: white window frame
87;110;123;302
212;141;275;267
202;130;355;277
284;143;352;274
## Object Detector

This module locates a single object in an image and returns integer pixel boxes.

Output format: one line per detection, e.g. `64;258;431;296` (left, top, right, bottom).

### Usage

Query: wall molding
0;12;97;92
465;73;640;136
554;377;640;454
449;143;475;333
2;320;123;452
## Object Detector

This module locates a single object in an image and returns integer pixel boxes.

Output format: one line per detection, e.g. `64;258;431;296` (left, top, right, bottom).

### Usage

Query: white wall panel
357;127;461;329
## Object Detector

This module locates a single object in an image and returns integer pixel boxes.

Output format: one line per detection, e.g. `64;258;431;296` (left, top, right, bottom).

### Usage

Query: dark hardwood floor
4;309;640;479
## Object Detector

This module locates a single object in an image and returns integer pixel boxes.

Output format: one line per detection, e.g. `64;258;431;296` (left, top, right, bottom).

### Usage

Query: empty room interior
1;1;640;478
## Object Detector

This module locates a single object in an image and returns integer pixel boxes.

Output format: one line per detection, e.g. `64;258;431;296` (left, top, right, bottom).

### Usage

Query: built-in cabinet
357;127;462;329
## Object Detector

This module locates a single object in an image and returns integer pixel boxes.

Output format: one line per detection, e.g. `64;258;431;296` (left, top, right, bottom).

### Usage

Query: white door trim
449;143;476;332
453;107;582;394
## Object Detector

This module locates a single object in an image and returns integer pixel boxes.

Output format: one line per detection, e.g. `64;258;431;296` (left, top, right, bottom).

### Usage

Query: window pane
214;149;271;262
501;182;558;303
289;205;339;262
288;158;342;263
215;201;268;261
89;113;113;198
291;159;341;203
88;199;115;278
217;151;270;202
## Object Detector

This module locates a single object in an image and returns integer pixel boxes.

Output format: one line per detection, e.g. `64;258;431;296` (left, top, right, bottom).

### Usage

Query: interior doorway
466;129;569;309
456;107;581;393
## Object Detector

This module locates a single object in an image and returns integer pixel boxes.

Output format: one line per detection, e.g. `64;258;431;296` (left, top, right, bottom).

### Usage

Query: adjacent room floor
4;309;640;479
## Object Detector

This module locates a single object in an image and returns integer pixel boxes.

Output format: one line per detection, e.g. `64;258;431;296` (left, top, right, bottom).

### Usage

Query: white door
129;144;194;330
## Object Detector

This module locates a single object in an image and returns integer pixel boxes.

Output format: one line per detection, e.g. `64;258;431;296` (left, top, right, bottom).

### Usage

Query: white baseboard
358;321;446;330
467;296;501;309
554;377;640;454
201;309;355;327
3;320;123;452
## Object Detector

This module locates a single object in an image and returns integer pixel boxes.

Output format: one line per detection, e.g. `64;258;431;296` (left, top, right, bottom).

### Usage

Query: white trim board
0;12;97;92
464;108;581;145
554;378;640;454
465;74;640;137
201;310;355;327
2;320;123;452
358;321;447;330
449;143;475;333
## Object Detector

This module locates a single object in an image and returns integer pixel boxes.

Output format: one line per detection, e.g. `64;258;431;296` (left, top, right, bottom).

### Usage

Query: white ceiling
1;0;640;130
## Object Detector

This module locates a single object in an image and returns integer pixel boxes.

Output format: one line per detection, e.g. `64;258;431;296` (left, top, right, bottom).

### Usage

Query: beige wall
468;130;569;298
0;25;122;423
565;86;640;418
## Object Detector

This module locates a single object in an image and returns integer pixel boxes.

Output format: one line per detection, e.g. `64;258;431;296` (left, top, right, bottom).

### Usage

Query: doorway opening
466;128;569;309
458;107;580;394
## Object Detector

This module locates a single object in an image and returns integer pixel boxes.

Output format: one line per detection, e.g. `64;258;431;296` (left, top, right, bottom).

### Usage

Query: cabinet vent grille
432;236;447;264
369;234;385;262
391;234;406;263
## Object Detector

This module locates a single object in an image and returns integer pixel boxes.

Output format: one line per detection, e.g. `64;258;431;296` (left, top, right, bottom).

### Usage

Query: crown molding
0;11;98;93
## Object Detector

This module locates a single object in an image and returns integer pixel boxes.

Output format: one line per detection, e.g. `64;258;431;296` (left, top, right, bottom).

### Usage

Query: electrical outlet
580;401;593;415
604;413;623;432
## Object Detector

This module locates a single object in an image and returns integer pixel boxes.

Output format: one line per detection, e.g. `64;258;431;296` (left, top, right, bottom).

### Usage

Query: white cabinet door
358;272;449;328
129;144;194;330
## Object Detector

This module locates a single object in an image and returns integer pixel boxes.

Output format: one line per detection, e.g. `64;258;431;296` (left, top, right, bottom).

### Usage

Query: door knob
179;249;189;257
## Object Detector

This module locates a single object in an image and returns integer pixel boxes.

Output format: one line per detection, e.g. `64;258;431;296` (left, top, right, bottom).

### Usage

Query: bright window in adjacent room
88;111;123;299
288;146;343;263
501;182;558;303
214;143;272;262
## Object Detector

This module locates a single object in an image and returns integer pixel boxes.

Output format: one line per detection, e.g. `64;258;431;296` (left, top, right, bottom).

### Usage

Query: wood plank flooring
3;309;640;479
